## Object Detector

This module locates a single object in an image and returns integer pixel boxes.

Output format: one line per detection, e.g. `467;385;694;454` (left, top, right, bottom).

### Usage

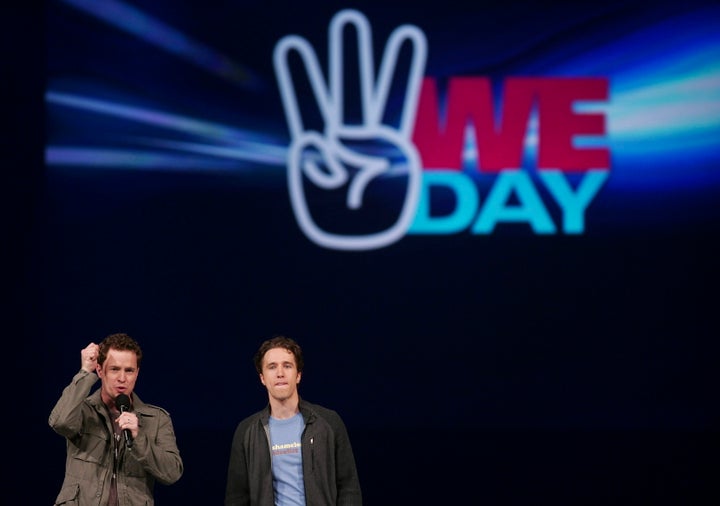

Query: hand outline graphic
274;9;427;250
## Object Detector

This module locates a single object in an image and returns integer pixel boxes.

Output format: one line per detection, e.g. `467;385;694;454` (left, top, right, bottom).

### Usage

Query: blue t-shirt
269;413;306;506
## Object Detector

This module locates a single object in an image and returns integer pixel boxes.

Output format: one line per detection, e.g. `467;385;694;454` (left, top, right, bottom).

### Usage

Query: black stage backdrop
7;1;720;504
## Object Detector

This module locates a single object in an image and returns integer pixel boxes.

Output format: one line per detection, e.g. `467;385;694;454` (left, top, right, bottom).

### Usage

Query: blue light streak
47;2;720;195
46;91;287;169
59;0;263;89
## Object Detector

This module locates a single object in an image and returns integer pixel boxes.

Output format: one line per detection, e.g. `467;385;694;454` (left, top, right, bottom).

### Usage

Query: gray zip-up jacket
225;400;362;506
49;370;183;505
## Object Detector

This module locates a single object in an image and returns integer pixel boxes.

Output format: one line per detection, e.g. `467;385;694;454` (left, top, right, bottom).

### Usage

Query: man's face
259;347;301;402
97;348;139;403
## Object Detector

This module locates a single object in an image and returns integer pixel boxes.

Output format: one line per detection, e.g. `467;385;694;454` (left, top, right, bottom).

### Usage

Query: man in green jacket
225;335;362;506
49;333;183;505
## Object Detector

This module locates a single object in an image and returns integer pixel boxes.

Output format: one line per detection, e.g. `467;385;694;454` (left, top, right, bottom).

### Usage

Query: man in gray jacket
49;333;183;505
225;335;362;506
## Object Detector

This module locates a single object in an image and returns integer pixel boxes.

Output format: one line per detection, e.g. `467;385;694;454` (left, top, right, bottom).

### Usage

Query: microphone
116;393;134;448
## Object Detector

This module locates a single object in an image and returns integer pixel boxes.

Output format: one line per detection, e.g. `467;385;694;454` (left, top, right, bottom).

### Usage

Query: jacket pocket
70;428;108;465
54;482;79;505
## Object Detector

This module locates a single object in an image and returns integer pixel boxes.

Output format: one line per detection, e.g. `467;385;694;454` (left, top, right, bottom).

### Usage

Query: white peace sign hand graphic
274;9;427;250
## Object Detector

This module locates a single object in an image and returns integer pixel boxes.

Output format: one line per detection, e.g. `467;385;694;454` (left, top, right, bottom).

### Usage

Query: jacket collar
260;398;316;425
87;389;149;415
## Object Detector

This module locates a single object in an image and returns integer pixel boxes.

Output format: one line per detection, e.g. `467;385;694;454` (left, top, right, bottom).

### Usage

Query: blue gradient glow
60;0;263;89
46;91;286;169
47;3;720;197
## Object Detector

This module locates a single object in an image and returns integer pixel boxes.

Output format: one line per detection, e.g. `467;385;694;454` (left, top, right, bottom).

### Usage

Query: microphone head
116;393;131;411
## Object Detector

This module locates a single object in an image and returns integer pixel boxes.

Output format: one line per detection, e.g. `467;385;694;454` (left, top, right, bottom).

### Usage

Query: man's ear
296;371;301;384
259;373;265;386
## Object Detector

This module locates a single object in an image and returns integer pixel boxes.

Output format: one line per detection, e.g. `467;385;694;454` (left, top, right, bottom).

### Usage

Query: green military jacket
49;370;183;505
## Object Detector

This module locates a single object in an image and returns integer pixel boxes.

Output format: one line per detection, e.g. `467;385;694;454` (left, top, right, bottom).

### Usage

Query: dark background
7;1;720;504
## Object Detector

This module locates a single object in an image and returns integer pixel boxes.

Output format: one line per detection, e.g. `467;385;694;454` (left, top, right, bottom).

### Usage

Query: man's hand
81;342;100;373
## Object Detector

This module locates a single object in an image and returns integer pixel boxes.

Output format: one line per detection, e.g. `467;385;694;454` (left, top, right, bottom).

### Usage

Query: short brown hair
254;335;304;374
98;333;143;367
